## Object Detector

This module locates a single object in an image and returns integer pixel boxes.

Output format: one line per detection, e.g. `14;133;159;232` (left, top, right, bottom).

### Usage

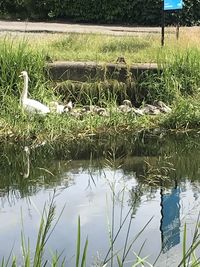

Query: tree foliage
1;0;200;26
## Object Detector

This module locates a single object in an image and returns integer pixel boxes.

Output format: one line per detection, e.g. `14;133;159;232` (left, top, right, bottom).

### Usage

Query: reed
178;214;200;267
0;193;89;267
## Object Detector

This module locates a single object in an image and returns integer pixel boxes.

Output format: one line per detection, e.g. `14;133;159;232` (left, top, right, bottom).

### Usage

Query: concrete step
47;61;159;82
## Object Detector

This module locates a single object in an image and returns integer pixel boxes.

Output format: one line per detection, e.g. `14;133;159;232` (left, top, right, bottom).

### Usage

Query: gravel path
0;20;165;35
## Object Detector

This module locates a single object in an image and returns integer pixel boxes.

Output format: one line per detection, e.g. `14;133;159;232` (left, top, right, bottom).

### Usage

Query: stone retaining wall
47;61;159;82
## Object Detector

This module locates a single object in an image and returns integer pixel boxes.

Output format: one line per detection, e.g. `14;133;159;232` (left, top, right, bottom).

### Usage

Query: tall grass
178;215;200;267
76;216;88;267
102;151;155;267
161;96;200;129
2;198;199;267
139;48;200;104
0;37;45;98
0;193;89;267
3;27;200;63
40;34;157;63
0;36;57;113
1;35;200;142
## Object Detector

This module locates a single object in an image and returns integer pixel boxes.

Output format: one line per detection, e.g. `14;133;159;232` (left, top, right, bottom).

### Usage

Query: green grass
25;28;200;63
0;31;200;266
2;28;200;64
30;33;161;63
0;34;200;142
1;27;200;63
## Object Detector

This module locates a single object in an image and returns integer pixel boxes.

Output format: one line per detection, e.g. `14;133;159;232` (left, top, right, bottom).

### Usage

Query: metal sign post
161;0;183;47
161;0;165;47
176;22;180;40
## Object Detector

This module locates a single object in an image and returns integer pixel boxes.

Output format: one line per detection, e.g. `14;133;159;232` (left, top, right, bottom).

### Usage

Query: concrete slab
47;61;159;82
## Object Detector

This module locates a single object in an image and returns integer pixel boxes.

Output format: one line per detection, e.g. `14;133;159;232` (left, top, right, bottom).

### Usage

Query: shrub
1;0;200;26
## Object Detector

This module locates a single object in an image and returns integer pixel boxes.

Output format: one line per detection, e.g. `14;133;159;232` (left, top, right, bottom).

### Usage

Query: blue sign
164;0;183;10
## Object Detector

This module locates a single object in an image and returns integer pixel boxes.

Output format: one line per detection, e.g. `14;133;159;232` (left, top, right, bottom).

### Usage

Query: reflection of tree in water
120;134;200;255
1;132;200;206
0;143;73;203
125;153;200;254
0;133;200;259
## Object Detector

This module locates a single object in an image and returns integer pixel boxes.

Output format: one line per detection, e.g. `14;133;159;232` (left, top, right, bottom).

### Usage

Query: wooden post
161;0;165;47
176;23;180;40
176;12;180;40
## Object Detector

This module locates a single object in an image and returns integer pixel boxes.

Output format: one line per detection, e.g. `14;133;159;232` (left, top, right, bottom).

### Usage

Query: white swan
19;71;50;114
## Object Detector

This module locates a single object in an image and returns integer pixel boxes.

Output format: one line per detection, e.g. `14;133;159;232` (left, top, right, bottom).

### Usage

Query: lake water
0;133;200;266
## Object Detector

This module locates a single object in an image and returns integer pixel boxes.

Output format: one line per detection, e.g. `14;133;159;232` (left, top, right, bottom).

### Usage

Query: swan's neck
21;74;28;103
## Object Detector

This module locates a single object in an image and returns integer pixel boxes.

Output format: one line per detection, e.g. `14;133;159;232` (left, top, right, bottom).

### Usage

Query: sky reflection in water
0;136;199;266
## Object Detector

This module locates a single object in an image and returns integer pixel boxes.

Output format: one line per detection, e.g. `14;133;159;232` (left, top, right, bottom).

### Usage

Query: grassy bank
1;34;200;143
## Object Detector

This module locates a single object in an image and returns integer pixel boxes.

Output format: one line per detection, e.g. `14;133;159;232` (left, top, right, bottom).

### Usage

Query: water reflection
160;187;181;253
23;146;30;178
0;133;199;265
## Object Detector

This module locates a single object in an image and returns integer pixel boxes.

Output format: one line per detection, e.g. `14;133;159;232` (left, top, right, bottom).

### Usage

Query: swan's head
19;71;28;78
